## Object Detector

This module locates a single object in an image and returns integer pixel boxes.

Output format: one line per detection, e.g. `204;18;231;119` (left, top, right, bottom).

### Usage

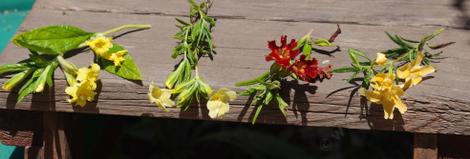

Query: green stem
102;24;152;36
195;65;199;77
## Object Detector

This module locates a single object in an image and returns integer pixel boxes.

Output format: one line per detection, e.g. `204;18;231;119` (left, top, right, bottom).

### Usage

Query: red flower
290;55;333;81
265;35;300;68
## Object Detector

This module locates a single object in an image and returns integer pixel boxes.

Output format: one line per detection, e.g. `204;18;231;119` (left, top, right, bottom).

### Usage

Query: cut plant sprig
151;0;236;119
332;28;453;119
236;26;341;124
1;24;151;105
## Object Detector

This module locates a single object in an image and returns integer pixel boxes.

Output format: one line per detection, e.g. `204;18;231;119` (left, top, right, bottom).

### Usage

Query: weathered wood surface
0;110;41;147
1;0;470;135
413;133;438;159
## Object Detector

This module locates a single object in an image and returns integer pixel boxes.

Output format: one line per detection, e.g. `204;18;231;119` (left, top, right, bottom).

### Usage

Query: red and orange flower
265;36;333;82
265;35;300;68
290;55;332;81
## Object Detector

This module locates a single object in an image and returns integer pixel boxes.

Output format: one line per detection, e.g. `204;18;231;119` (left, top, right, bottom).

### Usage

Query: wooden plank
413;133;438;159
39;0;470;29
0;110;42;147
0;0;470;135
42;112;71;159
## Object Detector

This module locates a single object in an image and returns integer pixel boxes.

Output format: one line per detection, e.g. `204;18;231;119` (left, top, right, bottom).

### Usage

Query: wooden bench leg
413;133;438;159
41;112;71;159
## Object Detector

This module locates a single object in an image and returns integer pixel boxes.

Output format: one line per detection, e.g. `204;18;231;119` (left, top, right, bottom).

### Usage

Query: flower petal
382;100;395;119
375;53;387;65
416;65;435;77
397;64;411;79
207;100;229;119
392;95;407;114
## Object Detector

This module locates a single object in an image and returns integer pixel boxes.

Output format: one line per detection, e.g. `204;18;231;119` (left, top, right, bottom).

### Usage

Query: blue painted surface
0;0;35;54
0;0;35;158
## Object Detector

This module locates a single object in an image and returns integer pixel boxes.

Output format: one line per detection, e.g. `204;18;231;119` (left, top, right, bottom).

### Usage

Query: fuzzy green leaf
98;44;142;80
13;25;94;55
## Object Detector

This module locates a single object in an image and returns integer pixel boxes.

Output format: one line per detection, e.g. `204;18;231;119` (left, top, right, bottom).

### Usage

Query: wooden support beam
41;112;71;159
413;133;438;159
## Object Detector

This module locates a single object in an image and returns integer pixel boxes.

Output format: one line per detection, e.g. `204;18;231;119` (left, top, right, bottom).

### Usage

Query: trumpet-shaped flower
148;82;175;111
109;50;127;66
397;52;435;90
65;80;97;107
375;53;388;66
360;73;407;119
65;64;100;107
207;88;237;119
265;35;300;68
76;63;100;83
86;35;113;57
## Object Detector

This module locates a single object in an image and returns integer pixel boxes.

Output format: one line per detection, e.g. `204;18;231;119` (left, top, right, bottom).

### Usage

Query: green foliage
97;44;142;80
13;25;94;55
165;0;217;109
172;0;216;66
382;28;453;65
172;76;213;109
1;24;150;103
334;28;454;88
237;27;342;124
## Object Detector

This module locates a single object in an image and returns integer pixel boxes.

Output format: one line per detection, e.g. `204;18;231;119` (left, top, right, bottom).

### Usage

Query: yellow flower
76;63;100;83
109;50;127;66
65;80;97;107
148;82;175;111
360;73;407;119
65;64;100;107
397;52;435;90
86;35;113;56
375;53;387;66
207;88;237;119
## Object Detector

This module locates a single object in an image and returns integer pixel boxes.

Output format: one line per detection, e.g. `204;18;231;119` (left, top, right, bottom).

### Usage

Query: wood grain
1;0;470;135
413;133;438;159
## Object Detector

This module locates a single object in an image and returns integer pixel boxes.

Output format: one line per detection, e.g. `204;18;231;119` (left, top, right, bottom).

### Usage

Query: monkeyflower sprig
236;26;342;124
148;0;236;119
0;24;151;107
333;28;454;119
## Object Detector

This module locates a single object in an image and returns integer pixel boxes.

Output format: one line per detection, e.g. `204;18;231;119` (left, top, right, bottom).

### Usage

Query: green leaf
98;44;142;80
17;68;43;102
0;64;29;75
165;58;192;89
332;66;358;73
235;71;270;87
2;69;33;91
33;62;58;93
275;93;288;116
313;38;335;47
238;88;257;96
13;25;94;55
252;104;264;124
302;43;312;59
263;91;273;106
348;49;361;65
422;28;444;43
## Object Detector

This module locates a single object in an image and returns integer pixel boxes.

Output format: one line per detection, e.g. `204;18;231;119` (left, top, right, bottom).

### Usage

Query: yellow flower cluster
86;35;127;66
148;82;237;119
65;64;100;107
360;52;435;119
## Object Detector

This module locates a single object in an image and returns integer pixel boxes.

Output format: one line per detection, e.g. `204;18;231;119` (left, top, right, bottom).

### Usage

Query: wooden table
1;0;470;158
